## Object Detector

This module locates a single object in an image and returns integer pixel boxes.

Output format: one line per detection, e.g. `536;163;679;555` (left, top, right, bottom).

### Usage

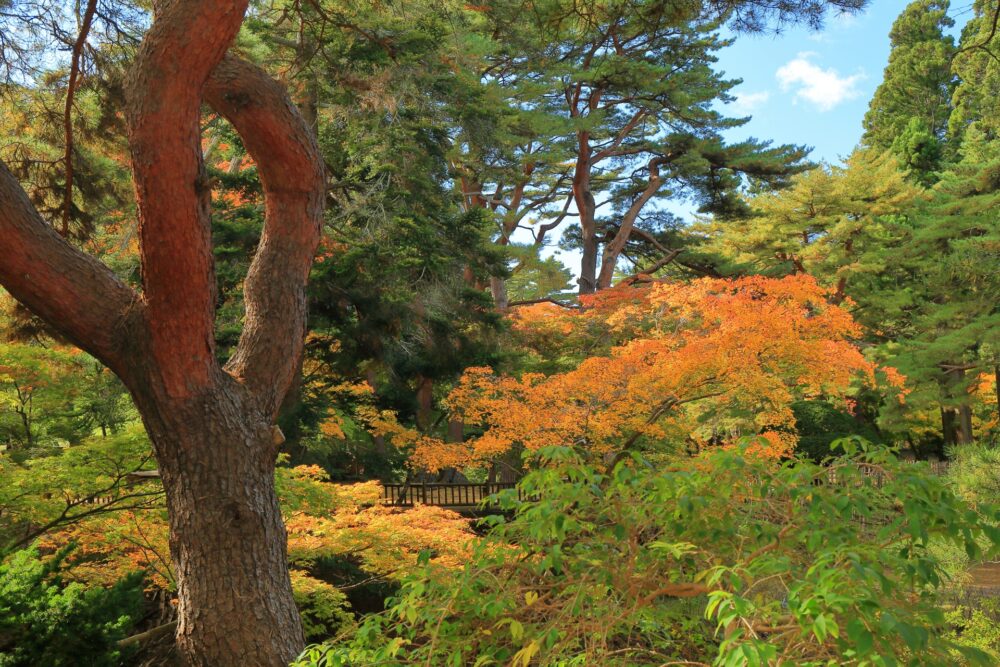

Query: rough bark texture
133;375;303;666
490;275;510;311
0;1;325;664
940;406;958;446
125;0;249;398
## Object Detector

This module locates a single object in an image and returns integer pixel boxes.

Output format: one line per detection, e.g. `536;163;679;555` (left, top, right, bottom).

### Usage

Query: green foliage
790;400;881;462
0;428;158;555
292;572;355;643
947;442;1000;506
295;442;1000;666
0;546;144;667
862;0;956;172
944;598;1000;661
949;0;1000;145
504;245;575;304
874;143;1000;439
0;343;132;454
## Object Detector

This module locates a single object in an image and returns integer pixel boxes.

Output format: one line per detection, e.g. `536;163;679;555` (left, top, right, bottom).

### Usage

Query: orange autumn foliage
413;275;905;470
39;464;474;597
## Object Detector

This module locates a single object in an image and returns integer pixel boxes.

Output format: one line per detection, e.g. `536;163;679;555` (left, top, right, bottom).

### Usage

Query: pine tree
880;138;1000;445
949;0;1000;145
862;0;956;180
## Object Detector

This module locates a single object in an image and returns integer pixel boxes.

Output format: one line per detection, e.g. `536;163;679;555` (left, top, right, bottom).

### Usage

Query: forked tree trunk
0;2;325;661
137;378;303;665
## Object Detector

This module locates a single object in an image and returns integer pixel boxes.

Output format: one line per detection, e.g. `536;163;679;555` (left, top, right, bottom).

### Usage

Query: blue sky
716;1;966;163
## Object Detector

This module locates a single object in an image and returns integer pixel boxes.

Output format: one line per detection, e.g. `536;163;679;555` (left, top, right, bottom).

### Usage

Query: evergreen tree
490;0;815;294
880;138;1000;445
949;0;1000;145
862;0;956;180
697;149;920;306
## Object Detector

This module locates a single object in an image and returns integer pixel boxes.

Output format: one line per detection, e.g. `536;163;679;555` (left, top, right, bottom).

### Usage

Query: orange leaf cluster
413;276;905;470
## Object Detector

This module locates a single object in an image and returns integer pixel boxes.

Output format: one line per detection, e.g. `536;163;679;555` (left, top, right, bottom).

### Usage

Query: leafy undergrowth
296;440;1000;666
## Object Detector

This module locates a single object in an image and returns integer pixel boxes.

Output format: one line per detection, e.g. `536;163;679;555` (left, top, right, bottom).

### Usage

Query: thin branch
61;0;98;237
954;2;1000;64
507;297;581;310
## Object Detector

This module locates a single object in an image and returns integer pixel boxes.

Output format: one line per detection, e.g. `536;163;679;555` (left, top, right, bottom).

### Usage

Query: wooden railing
382;482;523;508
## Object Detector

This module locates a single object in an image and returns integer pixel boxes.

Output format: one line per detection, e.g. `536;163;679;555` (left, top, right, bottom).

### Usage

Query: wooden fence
381;482;523;507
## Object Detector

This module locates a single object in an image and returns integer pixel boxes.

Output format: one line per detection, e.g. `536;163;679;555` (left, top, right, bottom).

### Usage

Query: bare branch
61;0;99;238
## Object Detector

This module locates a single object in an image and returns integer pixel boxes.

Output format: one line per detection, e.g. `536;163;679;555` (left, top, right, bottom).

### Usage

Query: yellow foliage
39;466;475;600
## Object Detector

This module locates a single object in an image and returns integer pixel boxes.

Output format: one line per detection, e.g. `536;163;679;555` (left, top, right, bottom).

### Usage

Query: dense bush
296;441;1000;666
945;598;1000;661
0;546;144;666
791;400;881;462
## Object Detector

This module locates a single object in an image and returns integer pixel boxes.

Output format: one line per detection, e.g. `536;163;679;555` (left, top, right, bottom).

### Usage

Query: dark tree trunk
957;404;974;445
416;376;434;432
941;406;958;446
490;275;509;311
579;225;599;295
137;378;303;666
942;367;973;446
447;417;464;444
573;130;598;295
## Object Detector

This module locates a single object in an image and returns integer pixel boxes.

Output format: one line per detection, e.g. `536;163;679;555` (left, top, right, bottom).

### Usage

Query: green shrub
947;443;1000;505
945;597;1000;663
791;400;881;462
0;546;144;667
295;440;1000;666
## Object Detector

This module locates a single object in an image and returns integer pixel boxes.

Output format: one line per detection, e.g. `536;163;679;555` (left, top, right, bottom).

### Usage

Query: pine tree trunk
943;367;973;446
941;406;958;446
957;404;974;445
580;229;599;295
577;180;598;294
415;376;434;432
573;133;598;295
137;378;303;667
447;417;464;443
490;276;509;311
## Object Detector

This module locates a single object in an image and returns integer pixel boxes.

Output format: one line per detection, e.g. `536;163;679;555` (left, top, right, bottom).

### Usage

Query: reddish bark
596;155;672;290
0;1;325;664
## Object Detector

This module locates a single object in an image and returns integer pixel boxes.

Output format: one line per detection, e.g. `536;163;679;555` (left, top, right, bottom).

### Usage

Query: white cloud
775;53;865;112
731;90;770;114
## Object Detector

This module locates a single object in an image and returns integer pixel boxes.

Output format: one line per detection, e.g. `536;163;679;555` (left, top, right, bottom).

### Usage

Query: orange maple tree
412;275;905;470
37;462;474;639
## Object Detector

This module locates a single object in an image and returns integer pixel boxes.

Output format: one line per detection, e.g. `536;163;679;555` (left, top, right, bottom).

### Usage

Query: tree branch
205;55;325;418
61;0;98;237
125;0;249;398
0;162;141;377
954;2;1000;64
